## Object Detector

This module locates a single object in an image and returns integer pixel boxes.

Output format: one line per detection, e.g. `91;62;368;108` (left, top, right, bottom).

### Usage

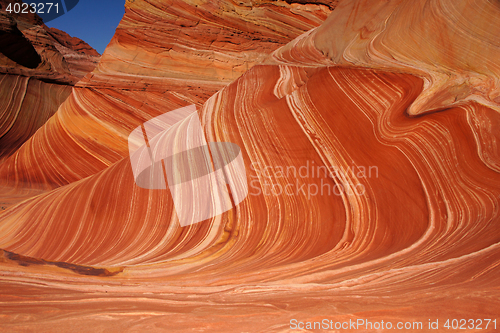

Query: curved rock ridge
1;0;500;331
4;22;100;84
0;74;72;162
0;7;100;84
1;64;499;271
0;4;99;206
0;65;499;330
80;0;331;89
45;27;100;57
267;0;500;116
0;0;332;193
43;26;101;78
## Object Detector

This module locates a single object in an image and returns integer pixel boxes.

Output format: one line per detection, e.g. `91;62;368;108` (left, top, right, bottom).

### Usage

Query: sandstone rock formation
45;27;99;57
0;1;100;205
0;0;499;331
0;74;72;161
0;1;100;83
0;0;331;199
84;0;330;87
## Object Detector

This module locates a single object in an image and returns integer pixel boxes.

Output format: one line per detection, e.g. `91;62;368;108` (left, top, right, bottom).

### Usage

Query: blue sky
46;0;125;54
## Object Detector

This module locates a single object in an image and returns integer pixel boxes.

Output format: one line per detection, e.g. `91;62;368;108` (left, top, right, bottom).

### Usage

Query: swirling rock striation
0;0;499;331
267;0;500;115
0;0;331;195
84;0;331;88
0;2;100;83
0;74;72;162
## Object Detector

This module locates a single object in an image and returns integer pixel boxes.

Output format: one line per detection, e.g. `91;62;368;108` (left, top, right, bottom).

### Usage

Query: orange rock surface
0;74;72;162
0;0;330;195
0;0;499;332
0;2;100;208
0;2;100;83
